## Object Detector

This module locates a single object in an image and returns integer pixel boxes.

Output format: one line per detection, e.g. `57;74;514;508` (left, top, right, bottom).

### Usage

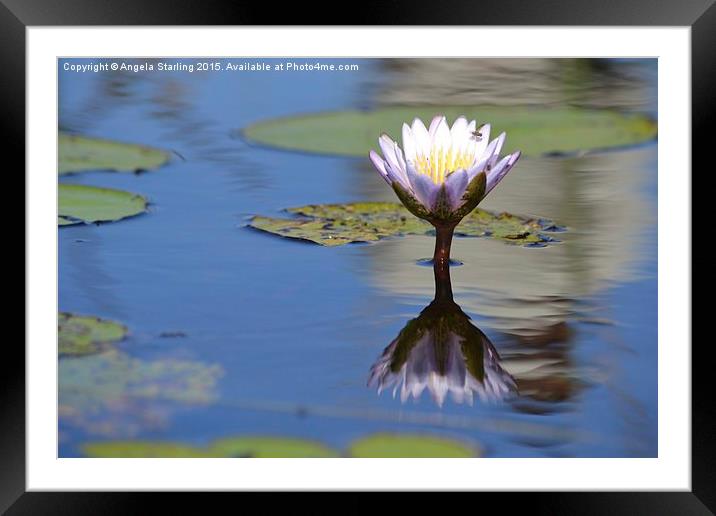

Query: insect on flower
470;123;486;142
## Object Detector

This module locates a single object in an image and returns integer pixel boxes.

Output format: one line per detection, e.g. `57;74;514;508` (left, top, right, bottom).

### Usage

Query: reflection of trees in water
59;61;151;132
60;225;126;319
359;145;654;413
59;59;263;191
498;321;584;415
363;147;654;335
375;58;654;112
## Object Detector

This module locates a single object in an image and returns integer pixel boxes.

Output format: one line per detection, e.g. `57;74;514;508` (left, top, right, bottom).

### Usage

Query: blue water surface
58;58;657;458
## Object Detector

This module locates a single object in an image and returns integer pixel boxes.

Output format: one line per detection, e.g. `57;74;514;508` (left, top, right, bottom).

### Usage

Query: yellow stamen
414;146;473;185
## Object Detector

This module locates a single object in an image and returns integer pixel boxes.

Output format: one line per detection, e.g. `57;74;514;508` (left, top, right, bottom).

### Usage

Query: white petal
379;134;402;172
411;118;431;156
481;134;500;162
428;115;444;138
406;163;439;210
392;143;411;188
468;137;499;181
459;120;477;155
486;151;521;194
433;116;451;150
489;132;506;167
369;150;389;179
473;123;491;160
393;141;407;172
444;169;469;210
371;150;409;189
387;164;410;190
450;116;469;143
486;155;511;190
402;123;417;161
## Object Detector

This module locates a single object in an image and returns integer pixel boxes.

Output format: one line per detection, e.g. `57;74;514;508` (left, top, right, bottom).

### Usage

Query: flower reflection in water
369;264;516;407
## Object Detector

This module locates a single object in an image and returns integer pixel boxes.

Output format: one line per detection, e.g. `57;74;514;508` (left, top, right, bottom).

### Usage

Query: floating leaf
82;436;339;458
59;133;170;175
58;312;127;357
59;184;148;226
210;437;340;458
82;433;477;458
242;106;657;157
249;202;561;247
348;433;480;458
82;441;211;458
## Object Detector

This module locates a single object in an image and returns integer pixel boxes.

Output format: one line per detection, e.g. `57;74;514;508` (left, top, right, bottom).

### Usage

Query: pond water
58;58;657;458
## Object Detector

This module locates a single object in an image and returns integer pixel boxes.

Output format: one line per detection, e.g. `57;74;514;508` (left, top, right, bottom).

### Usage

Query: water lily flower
368;266;516;407
369;115;521;222
369;115;521;268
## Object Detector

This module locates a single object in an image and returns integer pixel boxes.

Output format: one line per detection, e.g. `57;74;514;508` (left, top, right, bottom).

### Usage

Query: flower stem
433;223;456;297
433;259;454;303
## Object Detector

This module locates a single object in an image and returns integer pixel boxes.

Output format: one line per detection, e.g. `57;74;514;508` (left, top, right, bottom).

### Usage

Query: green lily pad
242;106;657;157
82;441;212;458
82;436;339;458
82;434;476;458
210;437;340;458
249;202;561;247
58;312;128;357
59;133;170;175
348;433;479;458
59;184;148;226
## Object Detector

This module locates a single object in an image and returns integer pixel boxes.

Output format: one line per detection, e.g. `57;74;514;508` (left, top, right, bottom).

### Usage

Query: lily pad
59;184;148;226
58;216;77;226
82;433;476;458
58;312;128;357
348;433;479;458
82;436;339;458
59;133;170;175
82;441;211;458
210;437;340;458
249;202;560;247
242;106;657;157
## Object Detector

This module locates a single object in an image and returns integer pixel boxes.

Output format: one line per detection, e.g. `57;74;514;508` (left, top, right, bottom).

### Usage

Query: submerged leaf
348;433;480;458
249;202;561;247
60;350;223;407
58;312;128;356
242;106;657;157
59;350;223;436
59;133;170;175
58;184;148;225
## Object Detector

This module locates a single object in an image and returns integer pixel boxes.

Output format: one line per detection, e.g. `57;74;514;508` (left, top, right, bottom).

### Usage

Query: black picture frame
8;0;707;512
